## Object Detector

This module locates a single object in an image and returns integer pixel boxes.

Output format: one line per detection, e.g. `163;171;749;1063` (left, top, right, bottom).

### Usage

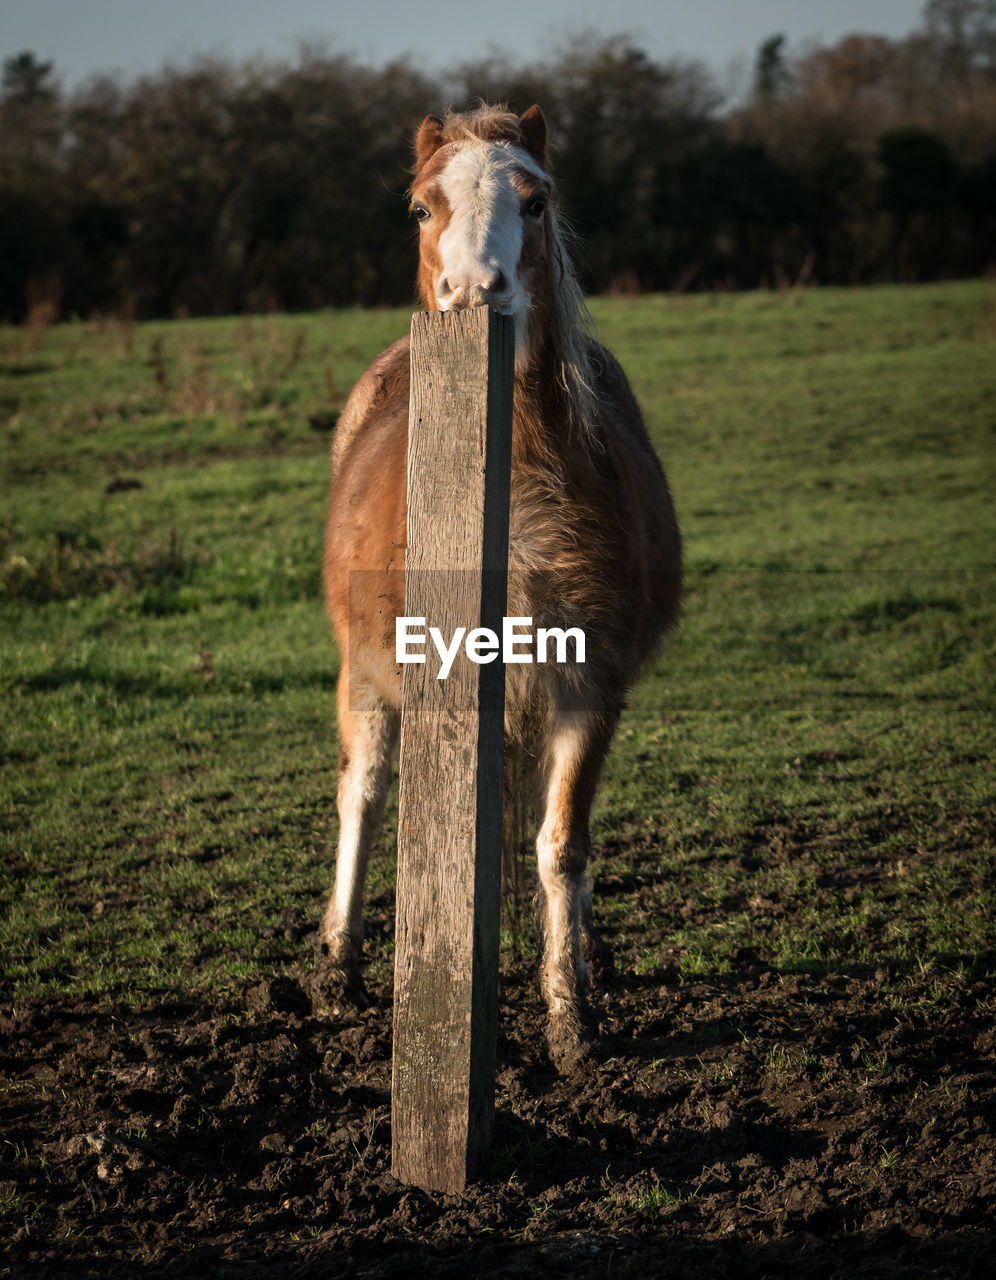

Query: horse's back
324;338;411;695
589;338;682;659
589;339;663;471
330;335;411;480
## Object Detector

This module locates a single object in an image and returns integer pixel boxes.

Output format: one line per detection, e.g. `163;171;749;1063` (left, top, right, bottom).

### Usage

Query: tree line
2;0;994;321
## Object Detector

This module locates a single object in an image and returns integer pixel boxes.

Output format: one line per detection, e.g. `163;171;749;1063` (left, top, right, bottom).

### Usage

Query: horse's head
409;105;552;363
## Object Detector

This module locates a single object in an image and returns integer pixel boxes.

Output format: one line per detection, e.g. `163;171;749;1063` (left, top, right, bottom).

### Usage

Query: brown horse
315;104;681;1071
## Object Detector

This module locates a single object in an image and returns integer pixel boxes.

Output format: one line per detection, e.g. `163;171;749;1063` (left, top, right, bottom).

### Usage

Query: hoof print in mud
244;976;310;1016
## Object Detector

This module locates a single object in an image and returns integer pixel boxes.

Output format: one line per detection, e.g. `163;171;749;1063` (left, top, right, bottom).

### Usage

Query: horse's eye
410;203;430;224
525;196;547;218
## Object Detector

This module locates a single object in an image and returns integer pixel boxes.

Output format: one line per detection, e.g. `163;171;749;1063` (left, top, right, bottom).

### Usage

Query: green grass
1;283;994;1003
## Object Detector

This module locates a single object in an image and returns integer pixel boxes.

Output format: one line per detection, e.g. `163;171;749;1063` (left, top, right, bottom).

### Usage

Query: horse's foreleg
314;677;398;1011
536;709;615;1072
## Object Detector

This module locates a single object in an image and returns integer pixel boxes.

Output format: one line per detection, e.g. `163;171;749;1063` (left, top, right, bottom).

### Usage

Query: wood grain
391;308;514;1193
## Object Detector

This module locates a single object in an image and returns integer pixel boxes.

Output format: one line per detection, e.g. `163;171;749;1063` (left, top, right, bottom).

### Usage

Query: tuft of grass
631;1179;698;1214
879;1146;900;1172
1;523;207;605
485;1135;548;1182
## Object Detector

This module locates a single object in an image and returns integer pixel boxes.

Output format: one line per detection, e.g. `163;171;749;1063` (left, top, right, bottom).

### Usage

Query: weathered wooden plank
391;308;514;1193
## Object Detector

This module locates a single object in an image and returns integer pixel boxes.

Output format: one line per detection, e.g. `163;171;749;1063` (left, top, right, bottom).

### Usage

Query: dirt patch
2;937;994;1279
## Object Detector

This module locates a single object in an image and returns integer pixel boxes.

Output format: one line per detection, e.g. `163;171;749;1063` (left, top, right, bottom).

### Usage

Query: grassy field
2;282;995;1276
1;281;993;1005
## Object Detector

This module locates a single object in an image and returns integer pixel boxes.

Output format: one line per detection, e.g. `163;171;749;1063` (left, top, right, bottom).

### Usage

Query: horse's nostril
438;272;509;309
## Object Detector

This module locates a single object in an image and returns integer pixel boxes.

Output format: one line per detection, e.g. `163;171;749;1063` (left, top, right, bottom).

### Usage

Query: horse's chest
507;479;576;576
505;479;603;633
508;515;563;575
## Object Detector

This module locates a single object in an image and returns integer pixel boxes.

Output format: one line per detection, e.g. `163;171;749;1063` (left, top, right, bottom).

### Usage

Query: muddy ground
2;893;994;1279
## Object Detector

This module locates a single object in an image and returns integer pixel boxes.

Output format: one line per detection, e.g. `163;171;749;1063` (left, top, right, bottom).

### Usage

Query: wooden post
391;308;514;1193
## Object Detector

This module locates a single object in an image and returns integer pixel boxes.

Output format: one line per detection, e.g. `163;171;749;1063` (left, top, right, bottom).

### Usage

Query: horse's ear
414;115;445;173
518;105;547;168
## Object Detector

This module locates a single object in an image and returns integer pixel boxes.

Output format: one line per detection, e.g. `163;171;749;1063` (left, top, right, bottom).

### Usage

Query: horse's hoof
308;962;369;1018
546;1016;592;1076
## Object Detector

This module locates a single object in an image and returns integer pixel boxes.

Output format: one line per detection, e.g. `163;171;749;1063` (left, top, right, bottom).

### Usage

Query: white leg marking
321;706;396;968
536;714;595;1013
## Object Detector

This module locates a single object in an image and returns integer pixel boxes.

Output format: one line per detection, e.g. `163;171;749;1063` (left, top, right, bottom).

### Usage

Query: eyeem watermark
397;616;586;680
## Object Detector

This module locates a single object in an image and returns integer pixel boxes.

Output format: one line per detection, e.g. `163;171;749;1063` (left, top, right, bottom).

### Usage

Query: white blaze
435;142;548;355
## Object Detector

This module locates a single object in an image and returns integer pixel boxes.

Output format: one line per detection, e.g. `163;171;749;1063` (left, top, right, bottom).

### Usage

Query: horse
314;104;681;1072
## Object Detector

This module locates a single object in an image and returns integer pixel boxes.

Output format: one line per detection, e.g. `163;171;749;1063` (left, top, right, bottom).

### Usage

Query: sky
4;0;928;91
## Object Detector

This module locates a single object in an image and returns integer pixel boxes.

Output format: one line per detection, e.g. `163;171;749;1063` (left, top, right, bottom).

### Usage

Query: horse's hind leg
536;708;616;1073
314;671;398;1012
